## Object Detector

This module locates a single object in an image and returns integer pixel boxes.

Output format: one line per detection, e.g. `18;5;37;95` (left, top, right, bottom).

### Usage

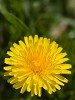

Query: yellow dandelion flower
4;35;72;97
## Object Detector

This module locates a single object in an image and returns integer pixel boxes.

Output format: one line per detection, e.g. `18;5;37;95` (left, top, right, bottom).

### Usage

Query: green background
0;0;75;100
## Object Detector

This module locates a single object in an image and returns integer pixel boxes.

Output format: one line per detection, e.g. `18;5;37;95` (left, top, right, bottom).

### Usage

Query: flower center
25;45;51;75
28;53;49;75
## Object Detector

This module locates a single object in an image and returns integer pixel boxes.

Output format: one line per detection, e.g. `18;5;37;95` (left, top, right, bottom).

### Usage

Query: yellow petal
37;86;42;97
20;82;27;93
4;66;12;71
24;36;29;46
52;69;71;74
7;77;17;84
60;70;71;74
34;84;38;95
34;35;38;44
13;81;23;89
60;64;72;69
56;47;63;55
5;58;17;65
7;51;15;57
50;84;56;92
29;36;33;45
27;83;31;92
54;75;68;83
38;37;43;46
55;84;61;90
43;38;49;47
26;77;31;84
55;52;67;60
31;85;34;96
49;75;64;86
4;72;10;76
13;43;21;50
19;40;26;49
56;58;69;64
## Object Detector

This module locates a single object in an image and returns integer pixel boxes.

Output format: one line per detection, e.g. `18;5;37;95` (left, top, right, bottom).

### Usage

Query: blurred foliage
0;0;75;100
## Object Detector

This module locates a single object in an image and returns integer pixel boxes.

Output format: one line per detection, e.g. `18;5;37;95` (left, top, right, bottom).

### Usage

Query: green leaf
0;6;33;35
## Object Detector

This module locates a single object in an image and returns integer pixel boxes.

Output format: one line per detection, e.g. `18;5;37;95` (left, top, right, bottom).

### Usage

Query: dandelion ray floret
4;35;72;97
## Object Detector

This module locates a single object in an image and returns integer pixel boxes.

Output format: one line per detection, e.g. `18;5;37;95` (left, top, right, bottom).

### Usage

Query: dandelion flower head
4;35;72;97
